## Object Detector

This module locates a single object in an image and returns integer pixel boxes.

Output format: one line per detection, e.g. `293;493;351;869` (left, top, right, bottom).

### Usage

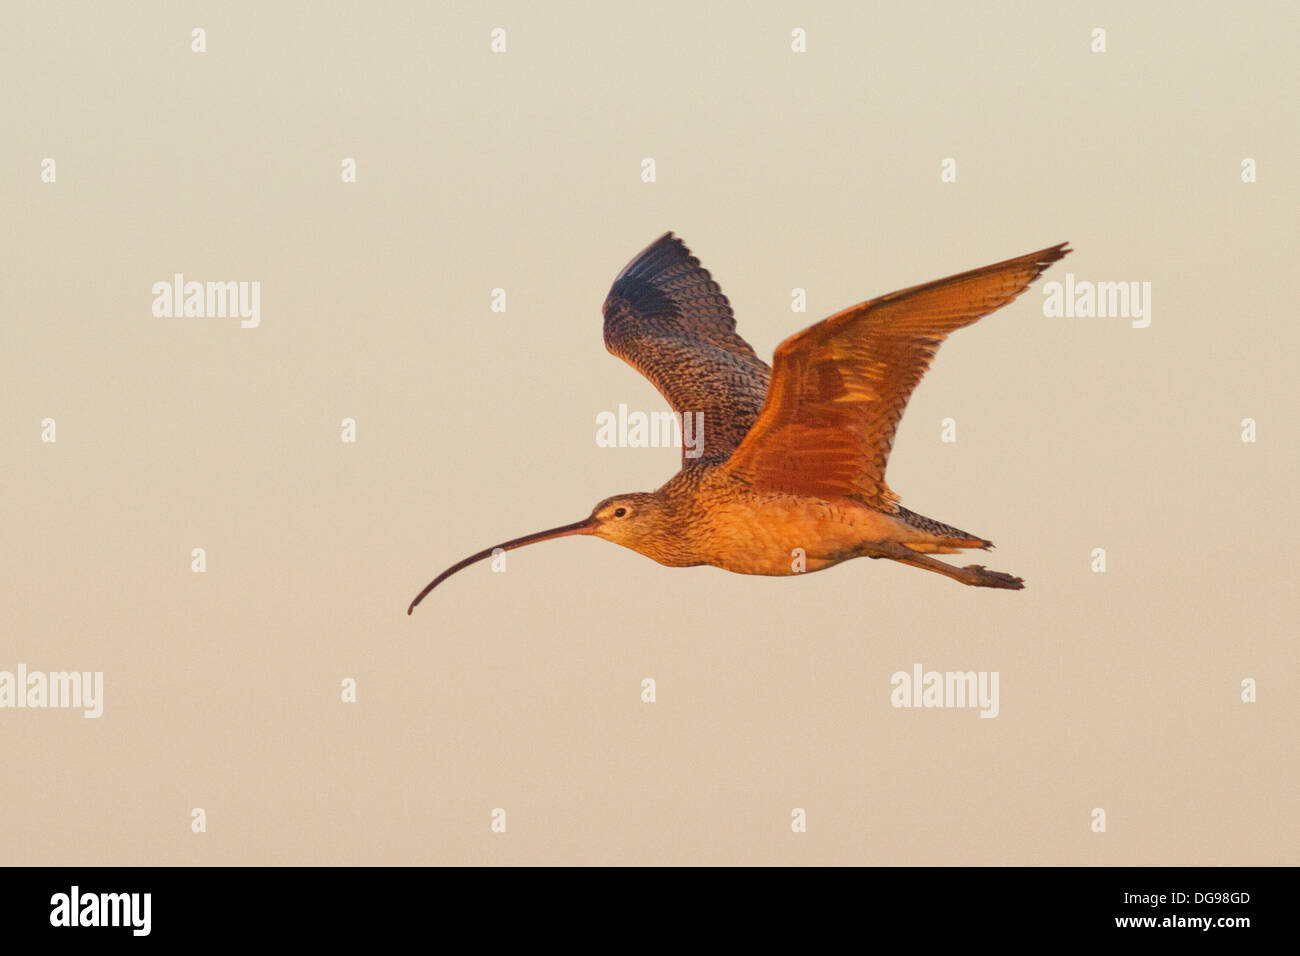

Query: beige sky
2;0;1296;864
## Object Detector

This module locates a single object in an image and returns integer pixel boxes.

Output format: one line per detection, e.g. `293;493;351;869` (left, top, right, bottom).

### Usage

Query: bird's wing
603;233;771;463
723;243;1071;510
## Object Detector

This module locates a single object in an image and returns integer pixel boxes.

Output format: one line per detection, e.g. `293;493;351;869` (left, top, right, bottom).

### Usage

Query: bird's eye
613;507;627;518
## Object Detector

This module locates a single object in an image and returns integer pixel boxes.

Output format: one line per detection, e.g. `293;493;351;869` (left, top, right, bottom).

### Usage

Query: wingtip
611;231;698;285
1023;242;1071;278
659;230;688;257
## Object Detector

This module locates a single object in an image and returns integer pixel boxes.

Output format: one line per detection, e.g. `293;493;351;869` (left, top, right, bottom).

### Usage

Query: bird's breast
684;492;897;576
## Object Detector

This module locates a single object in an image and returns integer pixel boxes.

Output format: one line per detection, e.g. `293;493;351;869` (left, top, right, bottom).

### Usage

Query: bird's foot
962;565;1025;590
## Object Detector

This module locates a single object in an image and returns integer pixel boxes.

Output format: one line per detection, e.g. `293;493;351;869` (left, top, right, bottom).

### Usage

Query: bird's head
407;491;672;614
584;492;670;550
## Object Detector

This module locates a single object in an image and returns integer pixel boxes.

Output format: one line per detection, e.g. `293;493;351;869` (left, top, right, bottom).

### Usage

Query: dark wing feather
603;233;770;463
724;243;1071;510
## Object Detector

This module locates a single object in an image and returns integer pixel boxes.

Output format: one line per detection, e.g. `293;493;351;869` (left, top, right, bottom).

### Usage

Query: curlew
408;233;1069;613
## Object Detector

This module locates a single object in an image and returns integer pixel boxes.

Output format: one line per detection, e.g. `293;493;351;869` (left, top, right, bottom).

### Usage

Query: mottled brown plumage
603;235;770;462
408;233;1070;613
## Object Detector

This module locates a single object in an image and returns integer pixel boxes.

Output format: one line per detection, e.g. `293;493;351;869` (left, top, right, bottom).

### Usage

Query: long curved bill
407;517;595;614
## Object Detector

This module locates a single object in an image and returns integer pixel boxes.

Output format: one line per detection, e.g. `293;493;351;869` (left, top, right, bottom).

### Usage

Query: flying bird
409;233;1069;613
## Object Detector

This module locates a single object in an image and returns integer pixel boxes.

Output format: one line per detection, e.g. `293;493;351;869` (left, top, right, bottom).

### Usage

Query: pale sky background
2;1;1296;864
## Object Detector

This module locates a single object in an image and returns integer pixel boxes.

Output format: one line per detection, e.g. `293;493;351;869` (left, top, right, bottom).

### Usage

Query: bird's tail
895;506;993;553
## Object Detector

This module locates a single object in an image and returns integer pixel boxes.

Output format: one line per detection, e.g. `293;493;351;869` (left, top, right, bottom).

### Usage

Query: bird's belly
695;496;897;576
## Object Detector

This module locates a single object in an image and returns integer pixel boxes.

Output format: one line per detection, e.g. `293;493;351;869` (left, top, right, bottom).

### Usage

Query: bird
408;232;1070;614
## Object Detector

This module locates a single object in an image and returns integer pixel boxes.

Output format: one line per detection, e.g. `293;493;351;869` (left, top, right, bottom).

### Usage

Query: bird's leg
872;542;1024;590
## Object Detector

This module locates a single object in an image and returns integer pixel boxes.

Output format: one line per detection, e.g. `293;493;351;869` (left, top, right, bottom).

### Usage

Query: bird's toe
963;565;1025;590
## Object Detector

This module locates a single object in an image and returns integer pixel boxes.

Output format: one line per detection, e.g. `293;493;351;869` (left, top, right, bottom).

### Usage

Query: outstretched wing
603;233;771;463
723;243;1071;510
